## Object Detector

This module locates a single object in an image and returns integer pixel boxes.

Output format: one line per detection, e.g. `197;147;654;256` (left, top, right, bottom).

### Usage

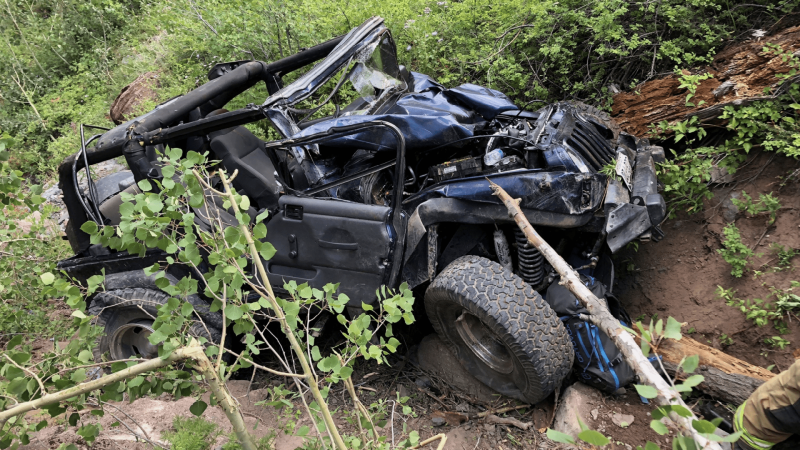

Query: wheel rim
454;311;514;374
109;319;158;359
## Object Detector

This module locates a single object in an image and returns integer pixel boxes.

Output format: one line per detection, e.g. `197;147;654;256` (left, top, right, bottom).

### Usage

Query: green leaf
128;376;145;387
40;272;55;285
634;384;658;399
240;195;250;211
663;317;683;340
255;209;270;223
259;242;276;260
189;400;208;416
253;223;267;239
681;354;699;373
682;374;704;388
296;425;310;436
650;420;668;435
80;221;98;234
546;429;575;445
138;179;152;191
6;334;23;350
224;304;243;321
578;430;609;446
692;419;717;434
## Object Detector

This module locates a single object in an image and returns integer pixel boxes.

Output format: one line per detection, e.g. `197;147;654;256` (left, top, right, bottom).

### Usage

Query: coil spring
515;228;545;286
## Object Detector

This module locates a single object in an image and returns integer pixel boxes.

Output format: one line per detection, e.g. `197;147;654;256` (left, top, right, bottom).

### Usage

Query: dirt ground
616;149;800;372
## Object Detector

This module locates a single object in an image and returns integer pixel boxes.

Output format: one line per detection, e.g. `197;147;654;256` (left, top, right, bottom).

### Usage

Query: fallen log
653;335;774;406
489;181;722;450
611;24;800;137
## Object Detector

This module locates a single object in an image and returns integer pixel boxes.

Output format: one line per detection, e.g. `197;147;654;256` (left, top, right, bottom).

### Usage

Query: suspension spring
515;228;545;286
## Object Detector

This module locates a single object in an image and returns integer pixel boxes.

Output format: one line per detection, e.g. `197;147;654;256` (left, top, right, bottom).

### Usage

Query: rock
721;192;741;222
553;382;602;439
42;185;62;204
612;413;635;428
110;72;160;125
431;416;445;427
713;80;736;99
711;165;734;184
416;334;504;403
455;402;469;413
590;408;599;420
414;376;431;389
397;384;410;399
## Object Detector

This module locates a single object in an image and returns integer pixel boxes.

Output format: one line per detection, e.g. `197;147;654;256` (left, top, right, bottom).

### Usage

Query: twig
409;433;447;450
485;414;532;430
474;404;529;419
105;411;166;449
3;354;46;395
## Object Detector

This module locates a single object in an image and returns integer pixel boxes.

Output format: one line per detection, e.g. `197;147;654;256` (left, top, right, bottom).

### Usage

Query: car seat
206;109;282;212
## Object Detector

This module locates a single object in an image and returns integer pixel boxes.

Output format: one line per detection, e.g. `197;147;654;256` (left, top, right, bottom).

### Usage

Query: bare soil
616;150;800;372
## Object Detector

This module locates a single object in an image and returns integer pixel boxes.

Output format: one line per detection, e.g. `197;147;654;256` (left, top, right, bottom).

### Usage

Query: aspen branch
0;340;257;450
489;181;722;450
208;169;348;450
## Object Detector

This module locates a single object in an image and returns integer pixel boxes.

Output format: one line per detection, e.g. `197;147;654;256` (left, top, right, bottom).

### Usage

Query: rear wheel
89;288;223;362
425;255;573;404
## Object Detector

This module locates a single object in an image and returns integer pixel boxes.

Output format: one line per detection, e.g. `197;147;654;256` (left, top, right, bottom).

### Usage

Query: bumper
604;145;666;253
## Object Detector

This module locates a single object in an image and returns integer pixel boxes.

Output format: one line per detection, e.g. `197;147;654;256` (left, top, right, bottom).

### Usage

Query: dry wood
656;336;774;381
650;335;773;405
489;181;722;450
485;414;532;430
611;25;800;137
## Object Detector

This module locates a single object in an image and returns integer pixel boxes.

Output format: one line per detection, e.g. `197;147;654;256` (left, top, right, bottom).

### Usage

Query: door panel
264;195;394;306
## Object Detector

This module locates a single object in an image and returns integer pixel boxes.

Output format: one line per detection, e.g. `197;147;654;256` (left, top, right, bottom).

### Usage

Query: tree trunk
654;336;773;406
611;24;800;137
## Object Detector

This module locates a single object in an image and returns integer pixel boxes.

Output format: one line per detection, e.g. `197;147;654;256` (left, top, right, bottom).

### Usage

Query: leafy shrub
717;223;752;277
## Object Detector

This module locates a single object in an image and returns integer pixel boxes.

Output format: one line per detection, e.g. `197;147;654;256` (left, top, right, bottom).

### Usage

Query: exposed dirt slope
616;150;800;372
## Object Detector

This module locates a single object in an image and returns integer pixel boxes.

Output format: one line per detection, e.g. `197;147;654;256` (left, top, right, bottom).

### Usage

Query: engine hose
515;228;545;287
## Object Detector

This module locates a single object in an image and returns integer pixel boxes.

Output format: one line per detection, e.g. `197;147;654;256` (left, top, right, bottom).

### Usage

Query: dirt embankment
617;150;800;371
611;24;800;137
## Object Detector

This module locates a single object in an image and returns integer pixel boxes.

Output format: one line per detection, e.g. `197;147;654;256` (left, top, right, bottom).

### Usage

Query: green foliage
599;158;620;181
717;223;752;277
0;131;72;342
2;0;797;175
770;243;798;269
162;416;220;450
718;281;800;342
676;70;713;107
764;336;790;350
732;191;781;225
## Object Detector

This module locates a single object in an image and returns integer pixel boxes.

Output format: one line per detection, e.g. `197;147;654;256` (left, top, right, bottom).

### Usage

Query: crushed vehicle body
57;17;666;404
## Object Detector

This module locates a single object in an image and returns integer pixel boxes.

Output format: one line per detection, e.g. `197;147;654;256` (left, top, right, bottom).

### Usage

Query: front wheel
425;256;573;404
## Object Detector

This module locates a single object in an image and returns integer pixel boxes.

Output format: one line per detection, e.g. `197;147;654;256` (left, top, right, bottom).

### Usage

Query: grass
162;415;275;450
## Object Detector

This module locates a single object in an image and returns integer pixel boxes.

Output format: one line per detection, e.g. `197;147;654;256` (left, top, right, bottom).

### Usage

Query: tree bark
611;24;800;137
489;181;722;450
653;336;773;406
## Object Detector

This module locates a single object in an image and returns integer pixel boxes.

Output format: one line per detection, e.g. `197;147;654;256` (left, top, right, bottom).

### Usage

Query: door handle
318;240;358;250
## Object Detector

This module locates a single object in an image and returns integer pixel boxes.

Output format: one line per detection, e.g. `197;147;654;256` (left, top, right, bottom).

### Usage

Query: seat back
209;125;282;212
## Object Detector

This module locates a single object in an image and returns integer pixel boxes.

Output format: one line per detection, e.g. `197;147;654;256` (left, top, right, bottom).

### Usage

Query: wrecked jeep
56;17;665;404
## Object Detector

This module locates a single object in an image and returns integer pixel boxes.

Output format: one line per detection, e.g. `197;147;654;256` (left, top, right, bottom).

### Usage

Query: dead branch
485;414;532;430
489;180;722;450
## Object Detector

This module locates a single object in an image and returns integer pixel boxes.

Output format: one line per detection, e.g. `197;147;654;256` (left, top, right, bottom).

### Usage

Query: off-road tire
567;100;621;143
89;288;224;363
538;100;621;144
425;256;573;404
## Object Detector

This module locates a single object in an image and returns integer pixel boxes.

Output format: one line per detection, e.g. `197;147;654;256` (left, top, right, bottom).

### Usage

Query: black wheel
425;255;573;404
89;288;224;362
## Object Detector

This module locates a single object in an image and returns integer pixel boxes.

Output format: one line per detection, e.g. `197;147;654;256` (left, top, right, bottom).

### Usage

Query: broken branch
489;180;722;450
